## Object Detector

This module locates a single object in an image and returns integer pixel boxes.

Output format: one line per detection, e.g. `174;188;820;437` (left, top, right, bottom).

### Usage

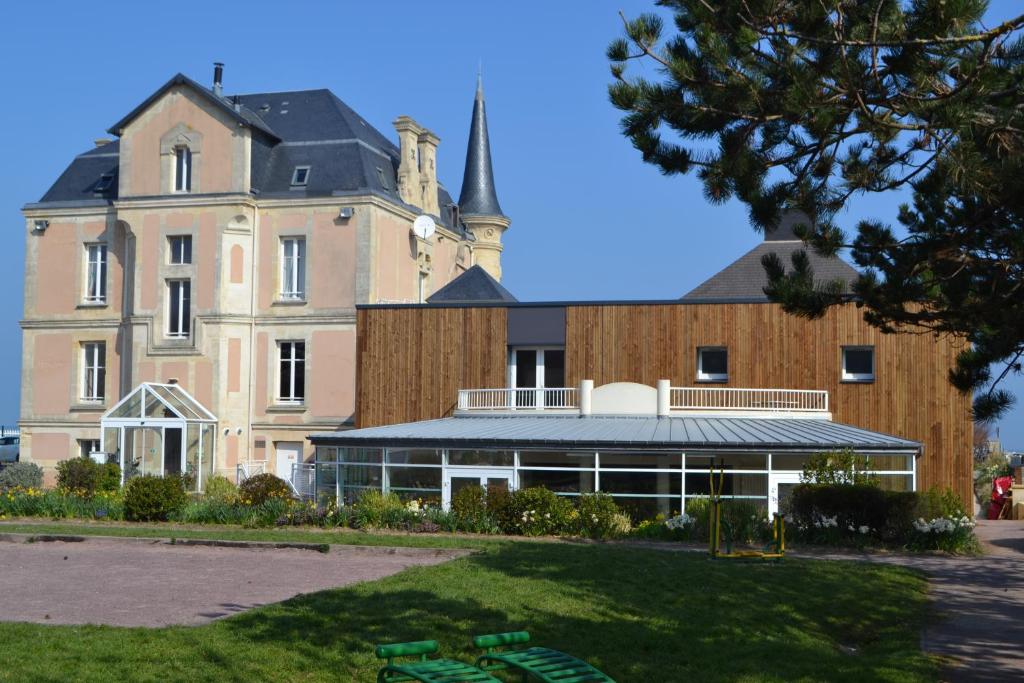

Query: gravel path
0;537;468;627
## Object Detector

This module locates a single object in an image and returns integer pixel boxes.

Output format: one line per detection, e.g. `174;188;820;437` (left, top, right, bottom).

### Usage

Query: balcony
456;382;830;418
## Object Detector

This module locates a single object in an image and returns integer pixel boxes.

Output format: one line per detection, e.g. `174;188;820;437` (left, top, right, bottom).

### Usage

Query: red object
987;476;1014;520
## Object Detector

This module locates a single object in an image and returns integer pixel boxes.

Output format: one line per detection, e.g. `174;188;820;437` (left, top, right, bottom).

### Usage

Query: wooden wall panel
566;303;973;504
358;302;972;503
356;307;507;428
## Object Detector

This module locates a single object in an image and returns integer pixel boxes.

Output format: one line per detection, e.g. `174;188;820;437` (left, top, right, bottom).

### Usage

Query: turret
458;75;509;281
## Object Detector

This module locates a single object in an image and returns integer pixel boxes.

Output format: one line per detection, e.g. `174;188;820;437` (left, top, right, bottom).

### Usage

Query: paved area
793;520;1024;682
0;537;468;627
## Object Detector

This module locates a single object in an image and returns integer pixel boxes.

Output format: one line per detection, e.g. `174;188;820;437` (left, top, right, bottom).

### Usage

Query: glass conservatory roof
102;383;217;422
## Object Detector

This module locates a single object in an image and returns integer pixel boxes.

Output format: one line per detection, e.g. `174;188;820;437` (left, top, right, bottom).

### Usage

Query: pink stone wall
34;225;77;315
31;433;72;484
309;329;355;418
229;245;244;284
32;334;73;415
254;332;268;417
140;215;161;310
375;212;418;301
194;360;213;408
196;212;216;309
161;361;188;386
310;211;355;308
227;338;241;393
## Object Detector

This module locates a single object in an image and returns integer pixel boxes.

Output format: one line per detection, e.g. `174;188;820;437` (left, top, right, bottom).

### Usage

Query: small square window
168;235;192;265
842;346;875;382
290;166;310;187
376;167;390;190
697;347;728;382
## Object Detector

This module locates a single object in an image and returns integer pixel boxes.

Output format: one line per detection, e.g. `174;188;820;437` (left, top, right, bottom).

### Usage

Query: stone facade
19;72;501;484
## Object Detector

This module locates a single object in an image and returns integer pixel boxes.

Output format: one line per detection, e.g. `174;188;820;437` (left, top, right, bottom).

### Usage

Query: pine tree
608;1;1024;420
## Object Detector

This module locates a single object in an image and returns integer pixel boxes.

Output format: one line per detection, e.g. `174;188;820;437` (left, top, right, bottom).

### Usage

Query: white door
769;472;802;516
275;442;302;484
442;468;514;509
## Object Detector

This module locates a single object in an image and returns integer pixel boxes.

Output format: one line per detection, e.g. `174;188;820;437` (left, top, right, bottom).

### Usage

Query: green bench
375;640;501;683
474;631;615;682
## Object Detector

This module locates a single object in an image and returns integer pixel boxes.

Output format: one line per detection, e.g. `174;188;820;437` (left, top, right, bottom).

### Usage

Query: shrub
502;487;575;536
485;485;516;532
55;458;121;497
124;475;187;522
801;449;879;486
173;498;247;525
0;462;43;490
203;475;238;504
451;485;496;533
684;497;770;545
238;473;293;507
352;490;410;529
0;487;124;520
575;492;627;539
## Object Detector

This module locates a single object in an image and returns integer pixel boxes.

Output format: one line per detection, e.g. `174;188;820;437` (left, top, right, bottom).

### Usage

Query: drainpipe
245;204;258;472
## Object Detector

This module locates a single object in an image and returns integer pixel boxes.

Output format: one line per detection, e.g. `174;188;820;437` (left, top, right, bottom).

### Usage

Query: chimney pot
213;62;224;97
93;138;113;148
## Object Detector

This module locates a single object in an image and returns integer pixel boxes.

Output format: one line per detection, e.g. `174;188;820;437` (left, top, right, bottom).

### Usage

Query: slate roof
310;414;920;452
426;265;517;303
458;76;504;217
34;74;461;229
682;211;860;302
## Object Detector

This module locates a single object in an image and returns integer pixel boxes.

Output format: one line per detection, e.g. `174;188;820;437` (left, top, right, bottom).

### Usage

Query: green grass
0;524;937;682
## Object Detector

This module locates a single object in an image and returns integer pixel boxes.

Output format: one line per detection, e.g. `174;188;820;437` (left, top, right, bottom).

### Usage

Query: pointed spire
458;72;504;217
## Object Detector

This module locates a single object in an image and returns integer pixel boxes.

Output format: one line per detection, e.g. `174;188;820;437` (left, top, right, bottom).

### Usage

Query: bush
801;449;879;486
124;475;187;522
0;462;43;490
451;485;497;533
502;487;575;536
203;475;238;504
238;473;293;507
575;492;627;539
684;497;770;545
55;458;121;497
352;490;410;529
0;487;124;520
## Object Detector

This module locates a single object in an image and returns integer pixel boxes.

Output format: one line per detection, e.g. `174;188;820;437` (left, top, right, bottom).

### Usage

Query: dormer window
94;173;114;194
290;166;310;187
174;147;192;192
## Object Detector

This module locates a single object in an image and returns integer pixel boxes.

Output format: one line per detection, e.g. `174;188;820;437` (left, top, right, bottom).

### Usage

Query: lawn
0;525;937;682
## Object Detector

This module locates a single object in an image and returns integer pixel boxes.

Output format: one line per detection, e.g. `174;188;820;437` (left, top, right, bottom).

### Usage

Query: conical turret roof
458;75;504;217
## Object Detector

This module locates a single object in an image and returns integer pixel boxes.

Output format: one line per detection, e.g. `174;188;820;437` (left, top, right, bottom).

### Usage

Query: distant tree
973;421;992;461
608;1;1024;420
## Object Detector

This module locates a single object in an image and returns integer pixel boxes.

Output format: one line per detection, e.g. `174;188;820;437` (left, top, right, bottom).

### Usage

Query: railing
669;387;828;413
290;463;316;500
458;387;578;411
236;460;267;484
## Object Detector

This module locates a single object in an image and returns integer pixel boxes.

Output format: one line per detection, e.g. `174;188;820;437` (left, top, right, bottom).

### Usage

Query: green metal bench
375;640;502;683
473;631;615;682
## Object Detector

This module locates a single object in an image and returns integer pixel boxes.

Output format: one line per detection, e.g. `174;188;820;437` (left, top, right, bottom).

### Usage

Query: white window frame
79;439;101;458
696;346;728;383
166;279;191;338
174;147;192;192
84;243;107;304
290;166;310;187
841;345;875;382
168;235;192;265
280;237;306;301
81;342;105;402
277;340;306;404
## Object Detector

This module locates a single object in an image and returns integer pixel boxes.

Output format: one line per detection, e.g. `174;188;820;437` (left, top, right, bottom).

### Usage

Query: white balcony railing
457;387;578;411
670;387;828;413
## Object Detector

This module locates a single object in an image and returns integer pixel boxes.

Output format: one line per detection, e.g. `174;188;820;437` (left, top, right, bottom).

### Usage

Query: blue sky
1;1;1020;448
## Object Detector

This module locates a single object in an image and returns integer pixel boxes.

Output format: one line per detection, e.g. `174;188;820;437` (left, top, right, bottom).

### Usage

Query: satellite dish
412;215;436;240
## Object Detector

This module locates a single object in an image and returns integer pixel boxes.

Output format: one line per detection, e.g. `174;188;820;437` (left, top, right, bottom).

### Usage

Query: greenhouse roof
101;383;217;422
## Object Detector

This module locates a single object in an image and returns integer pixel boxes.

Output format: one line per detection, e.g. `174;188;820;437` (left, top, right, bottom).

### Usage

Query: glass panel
778;483;799;515
185;424;201;476
518;469;594;494
700;349;728;376
866;454;913;472
386;449;442;466
685;472;767;497
448;450;514;466
515;350;537;387
611;496;678;522
316;446;339;463
600;471;681;496
340;464;382;505
876;474;913;492
844;348;874;375
152;385;202;420
450;477;483;502
102;427;120;463
518;451;594;468
684;453;767;470
126;427;163;478
386;466;442;502
202;424;215;482
145;389;176;418
337;448;382;464
164;428;183;476
770;453;809;471
543;350;565;387
316;462;339;505
109;391;143;418
599;452;682;470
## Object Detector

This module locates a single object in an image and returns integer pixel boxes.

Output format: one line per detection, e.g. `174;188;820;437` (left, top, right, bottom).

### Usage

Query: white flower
858;525;870;534
665;513;694;530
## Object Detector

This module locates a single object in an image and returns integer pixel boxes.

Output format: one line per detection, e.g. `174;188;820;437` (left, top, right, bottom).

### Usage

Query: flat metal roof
310;415;920;453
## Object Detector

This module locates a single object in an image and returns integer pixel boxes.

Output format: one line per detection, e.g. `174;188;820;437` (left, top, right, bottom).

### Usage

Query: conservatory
310;382;922;518
99;383;218;491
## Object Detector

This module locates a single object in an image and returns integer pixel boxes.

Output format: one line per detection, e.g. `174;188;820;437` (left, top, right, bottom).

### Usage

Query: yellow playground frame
708;467;786;560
